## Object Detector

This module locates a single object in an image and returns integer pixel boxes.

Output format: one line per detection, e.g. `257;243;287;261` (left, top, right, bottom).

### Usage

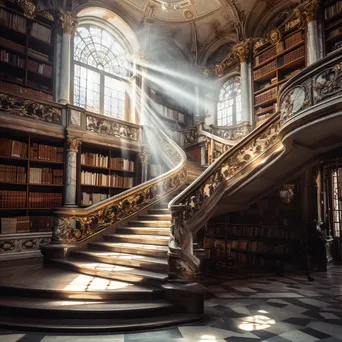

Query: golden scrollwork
59;10;78;35
233;39;251;63
295;0;320;24
6;0;53;21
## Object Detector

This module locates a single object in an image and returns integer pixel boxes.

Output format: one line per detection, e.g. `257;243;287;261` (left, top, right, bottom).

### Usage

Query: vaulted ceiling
41;0;301;69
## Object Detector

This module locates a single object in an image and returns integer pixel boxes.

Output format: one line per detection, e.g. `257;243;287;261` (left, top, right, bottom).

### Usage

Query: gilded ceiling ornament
59;10;78;35
233;40;251;63
295;0;320;24
183;9;194;19
214;49;237;77
18;0;36;19
66;136;82;153
268;28;282;45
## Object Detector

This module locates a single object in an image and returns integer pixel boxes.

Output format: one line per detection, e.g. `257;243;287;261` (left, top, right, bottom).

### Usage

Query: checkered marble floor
2;267;342;342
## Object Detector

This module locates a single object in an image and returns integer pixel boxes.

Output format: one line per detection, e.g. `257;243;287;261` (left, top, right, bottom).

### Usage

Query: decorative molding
59;10;78;35
214;49;237;77
233;39;251;63
66;136;82;153
0;235;50;254
204;122;252;141
0;93;62;124
69;109;81;126
139;145;151;164
86;115;139;142
6;0;54;21
295;0;320;24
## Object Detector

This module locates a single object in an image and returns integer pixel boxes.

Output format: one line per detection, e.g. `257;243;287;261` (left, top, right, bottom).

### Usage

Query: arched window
73;24;130;119
217;77;241;126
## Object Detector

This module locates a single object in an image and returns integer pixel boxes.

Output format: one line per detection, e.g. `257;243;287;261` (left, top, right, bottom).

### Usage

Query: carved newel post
234;40;252;125
296;0;320;65
139;145;150;183
64;136;81;207
59;10;78;104
168;205;200;280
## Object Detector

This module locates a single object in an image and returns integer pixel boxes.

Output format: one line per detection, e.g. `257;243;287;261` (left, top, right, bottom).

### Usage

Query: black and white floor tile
2;267;342;342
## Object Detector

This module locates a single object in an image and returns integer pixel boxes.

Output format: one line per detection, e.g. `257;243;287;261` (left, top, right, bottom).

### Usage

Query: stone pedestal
139;145;150;183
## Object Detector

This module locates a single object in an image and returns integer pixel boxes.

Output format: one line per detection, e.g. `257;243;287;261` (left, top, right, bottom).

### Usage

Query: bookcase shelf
0;130;65;234
78;143;139;207
324;1;342;55
253;28;305;124
0;3;55;101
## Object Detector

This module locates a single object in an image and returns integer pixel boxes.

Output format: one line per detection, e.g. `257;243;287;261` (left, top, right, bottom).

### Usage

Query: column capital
66;136;82;153
233;39;252;64
295;0;320;24
59;10;78;35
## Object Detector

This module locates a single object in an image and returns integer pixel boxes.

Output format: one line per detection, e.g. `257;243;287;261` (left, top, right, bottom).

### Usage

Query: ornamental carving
268;28;282;45
295;0;320;24
6;0;54;21
66;136;82;153
0;93;62;124
59;10;78;35
86;115;139;142
183;127;198;146
280;59;342;124
205;123;251;141
233;40;251;63
0;236;50;254
214;50;237;77
139;145;151;164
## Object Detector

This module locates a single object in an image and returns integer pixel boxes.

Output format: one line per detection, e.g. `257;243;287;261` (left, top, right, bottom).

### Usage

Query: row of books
27;59;52;78
0;190;26;208
325;1;342;19
254;60;276;80
81;153;108;168
0;138;28;158
228;225;297;239
255;87;277;105
0;165;26;183
256;103;277;115
0;9;26;33
277;45;304;67
254;45;276;66
0;37;25;53
81;171;134;188
0;50;25;68
110;158;135;172
81;192;108;206
150;164;166;178
30;143;64;162
0;81;53;101
27;48;49;63
284;31;303;49
150;101;185;123
281;68;302;81
29;168;63;185
230;253;283;267
1;215;52;234
227;240;288;255
327;26;342;40
29;192;62;208
30;22;51;43
257;77;277;91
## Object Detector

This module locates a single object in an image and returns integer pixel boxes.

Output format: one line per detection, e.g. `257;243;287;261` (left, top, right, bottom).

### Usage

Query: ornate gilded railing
168;114;283;279
280;49;342;129
200;121;252;141
43;125;187;258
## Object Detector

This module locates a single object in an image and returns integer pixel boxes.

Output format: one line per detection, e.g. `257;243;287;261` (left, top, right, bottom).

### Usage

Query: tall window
217;77;241;126
73;24;130;119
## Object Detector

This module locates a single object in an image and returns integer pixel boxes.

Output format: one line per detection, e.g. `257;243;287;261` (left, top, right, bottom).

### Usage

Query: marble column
58;11;78;104
234;40;253;125
296;0;320;66
64;136;81;208
129;58;138;124
139;145;151;183
140;66;148;125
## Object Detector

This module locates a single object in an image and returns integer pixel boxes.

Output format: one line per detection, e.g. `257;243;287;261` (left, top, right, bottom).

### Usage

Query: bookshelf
324;0;342;55
0;3;55;102
253;28;305;126
0;130;65;234
78;143;139;207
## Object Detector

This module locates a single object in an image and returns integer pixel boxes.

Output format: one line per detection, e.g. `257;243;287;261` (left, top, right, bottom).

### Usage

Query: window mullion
100;72;105;114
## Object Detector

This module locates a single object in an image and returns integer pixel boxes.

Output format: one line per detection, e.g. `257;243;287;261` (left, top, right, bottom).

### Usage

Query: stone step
89;241;168;258
128;220;171;228
0;296;175;319
148;208;170;215
0;312;201;332
116;226;170;236
50;258;168;286
137;214;171;221
72;250;168;273
104;234;169;246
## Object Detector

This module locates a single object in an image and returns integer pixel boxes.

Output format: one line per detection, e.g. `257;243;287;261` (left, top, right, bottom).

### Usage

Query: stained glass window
217;77;241;126
73;24;130;119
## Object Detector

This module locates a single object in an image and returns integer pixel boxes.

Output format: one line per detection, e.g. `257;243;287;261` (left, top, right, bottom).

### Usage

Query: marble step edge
103;234;169;246
115;226;170;236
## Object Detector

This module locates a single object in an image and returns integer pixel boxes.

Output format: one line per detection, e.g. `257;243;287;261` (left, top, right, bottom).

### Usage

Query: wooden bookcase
78;143;139;207
0;130;64;234
0;2;55;101
253;28;306;126
324;0;342;55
